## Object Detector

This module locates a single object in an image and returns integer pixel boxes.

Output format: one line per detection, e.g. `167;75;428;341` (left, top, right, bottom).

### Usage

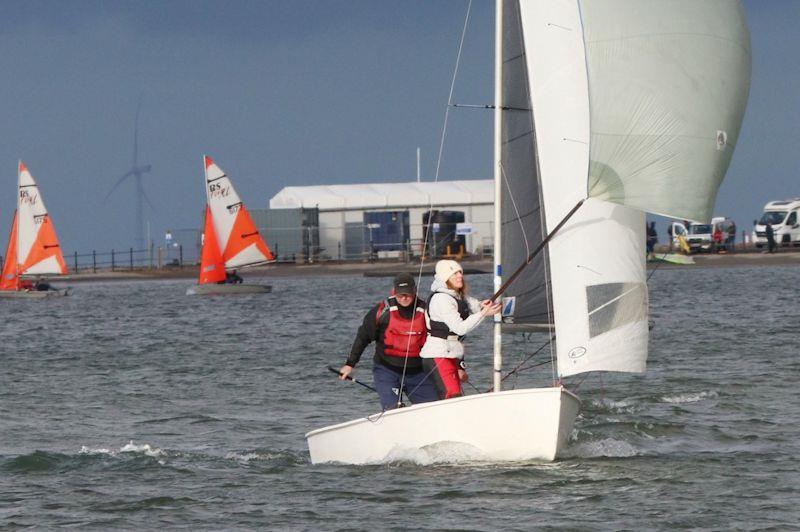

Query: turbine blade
105;170;135;200
141;186;158;214
133;91;144;167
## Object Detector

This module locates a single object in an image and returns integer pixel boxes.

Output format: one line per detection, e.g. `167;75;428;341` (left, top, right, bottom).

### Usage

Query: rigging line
400;0;474;407
489;199;584;303
500;162;531;258
484;334;554;392
646;250;670;282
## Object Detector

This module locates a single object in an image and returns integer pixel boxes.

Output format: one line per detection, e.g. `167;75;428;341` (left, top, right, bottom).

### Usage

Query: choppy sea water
1;266;798;530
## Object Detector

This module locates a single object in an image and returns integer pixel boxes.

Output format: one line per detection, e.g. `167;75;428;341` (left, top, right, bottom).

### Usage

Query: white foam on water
79;441;166;465
225;451;261;463
381;441;489;466
565;438;639;459
120;441;164;458
79;446;113;456
661;391;718;404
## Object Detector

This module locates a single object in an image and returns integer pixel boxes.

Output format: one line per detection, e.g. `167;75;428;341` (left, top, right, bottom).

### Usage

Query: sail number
19;190;38;206
208;183;230;199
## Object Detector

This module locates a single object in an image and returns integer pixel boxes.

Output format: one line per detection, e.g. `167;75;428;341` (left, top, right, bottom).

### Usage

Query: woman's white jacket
419;279;485;359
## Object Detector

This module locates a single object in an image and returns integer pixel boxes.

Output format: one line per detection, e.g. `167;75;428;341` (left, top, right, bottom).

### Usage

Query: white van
670;217;735;253
754;199;800;248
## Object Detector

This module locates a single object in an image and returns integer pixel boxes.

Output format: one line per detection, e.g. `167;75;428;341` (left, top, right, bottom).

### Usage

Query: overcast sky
0;0;795;253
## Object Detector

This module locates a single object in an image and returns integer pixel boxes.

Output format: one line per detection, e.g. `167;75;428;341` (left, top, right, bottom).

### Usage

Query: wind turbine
106;94;155;250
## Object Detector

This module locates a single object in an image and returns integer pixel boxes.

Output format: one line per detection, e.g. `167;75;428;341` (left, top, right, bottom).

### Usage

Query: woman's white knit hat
435;259;463;283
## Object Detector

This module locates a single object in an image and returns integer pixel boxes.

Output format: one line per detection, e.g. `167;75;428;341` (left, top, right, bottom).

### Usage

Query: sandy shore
55;248;800;283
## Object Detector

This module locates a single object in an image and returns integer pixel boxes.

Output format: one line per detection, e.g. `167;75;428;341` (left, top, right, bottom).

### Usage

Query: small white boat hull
306;387;580;465
0;288;70;298
186;283;271;296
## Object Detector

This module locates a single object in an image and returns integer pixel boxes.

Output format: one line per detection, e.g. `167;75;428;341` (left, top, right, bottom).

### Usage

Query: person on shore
726;220;737;252
713;225;724;253
667;223;674;251
766;222;776;253
646;221;658;259
339;273;437;410
420;260;501;400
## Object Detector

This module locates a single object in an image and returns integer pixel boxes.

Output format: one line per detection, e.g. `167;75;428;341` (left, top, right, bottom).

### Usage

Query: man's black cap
393;273;416;295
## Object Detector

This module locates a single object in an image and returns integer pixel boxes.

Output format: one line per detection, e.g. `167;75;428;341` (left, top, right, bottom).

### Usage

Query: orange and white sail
0;211;19;290
0;162;66;290
203;155;274;269
197;205;226;285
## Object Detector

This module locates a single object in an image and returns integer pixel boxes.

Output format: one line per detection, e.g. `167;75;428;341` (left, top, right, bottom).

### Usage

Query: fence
0;245;187;274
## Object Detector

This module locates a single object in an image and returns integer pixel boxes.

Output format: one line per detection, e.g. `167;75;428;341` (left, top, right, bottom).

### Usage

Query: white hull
306;387;580;465
186;283;271;296
0;287;70;298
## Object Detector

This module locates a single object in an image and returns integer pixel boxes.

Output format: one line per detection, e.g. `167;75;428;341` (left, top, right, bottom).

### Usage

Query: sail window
586;282;647;338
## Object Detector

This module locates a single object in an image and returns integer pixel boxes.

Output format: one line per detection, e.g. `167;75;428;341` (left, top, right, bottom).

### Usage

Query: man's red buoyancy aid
378;297;427;358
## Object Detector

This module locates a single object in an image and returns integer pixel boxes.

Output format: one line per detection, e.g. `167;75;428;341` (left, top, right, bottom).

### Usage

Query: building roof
269;179;493;211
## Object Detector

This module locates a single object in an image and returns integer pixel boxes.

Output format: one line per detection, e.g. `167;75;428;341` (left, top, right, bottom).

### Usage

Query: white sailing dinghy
0;161;69;298
306;0;750;464
187;155;274;295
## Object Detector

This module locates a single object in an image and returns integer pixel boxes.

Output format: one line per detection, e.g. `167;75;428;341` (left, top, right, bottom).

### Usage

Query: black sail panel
499;0;551;330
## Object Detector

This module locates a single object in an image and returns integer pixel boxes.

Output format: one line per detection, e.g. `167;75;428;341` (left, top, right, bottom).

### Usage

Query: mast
15;161;21;274
491;0;503;393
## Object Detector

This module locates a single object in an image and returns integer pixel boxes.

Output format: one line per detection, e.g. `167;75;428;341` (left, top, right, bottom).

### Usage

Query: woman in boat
339;273;438;410
420;260;501;400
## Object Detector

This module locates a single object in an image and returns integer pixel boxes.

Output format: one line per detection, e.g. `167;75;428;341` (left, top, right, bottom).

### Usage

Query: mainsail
197;205;226;285
501;0;750;378
0;212;19;290
203;155;274;269
0;161;67;291
498;0;550;329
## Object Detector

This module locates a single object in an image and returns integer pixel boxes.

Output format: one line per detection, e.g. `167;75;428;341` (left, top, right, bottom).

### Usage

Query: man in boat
222;270;243;284
34;279;52;291
339;273;438;410
420;260;501;400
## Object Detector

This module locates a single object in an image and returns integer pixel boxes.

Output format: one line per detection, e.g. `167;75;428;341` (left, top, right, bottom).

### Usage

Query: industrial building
254;180;494;262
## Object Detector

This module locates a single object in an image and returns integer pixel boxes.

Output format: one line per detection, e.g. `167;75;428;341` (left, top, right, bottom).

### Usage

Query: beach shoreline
52;248;800;283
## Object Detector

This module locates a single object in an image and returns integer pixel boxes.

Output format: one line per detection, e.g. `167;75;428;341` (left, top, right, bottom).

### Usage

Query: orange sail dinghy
187;155;274;295
0;161;69;298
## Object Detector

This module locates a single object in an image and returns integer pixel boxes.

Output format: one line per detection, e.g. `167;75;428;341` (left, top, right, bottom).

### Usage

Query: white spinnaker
16;164;56;274
520;1;648;377
550;199;647;377
204;158;243;258
579;0;751;222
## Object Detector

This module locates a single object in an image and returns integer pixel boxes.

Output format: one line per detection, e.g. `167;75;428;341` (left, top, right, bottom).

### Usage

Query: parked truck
753;199;800;248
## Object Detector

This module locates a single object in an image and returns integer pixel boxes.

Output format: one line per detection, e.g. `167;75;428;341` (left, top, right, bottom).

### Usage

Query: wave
660;391;718;404
561;437;640;459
